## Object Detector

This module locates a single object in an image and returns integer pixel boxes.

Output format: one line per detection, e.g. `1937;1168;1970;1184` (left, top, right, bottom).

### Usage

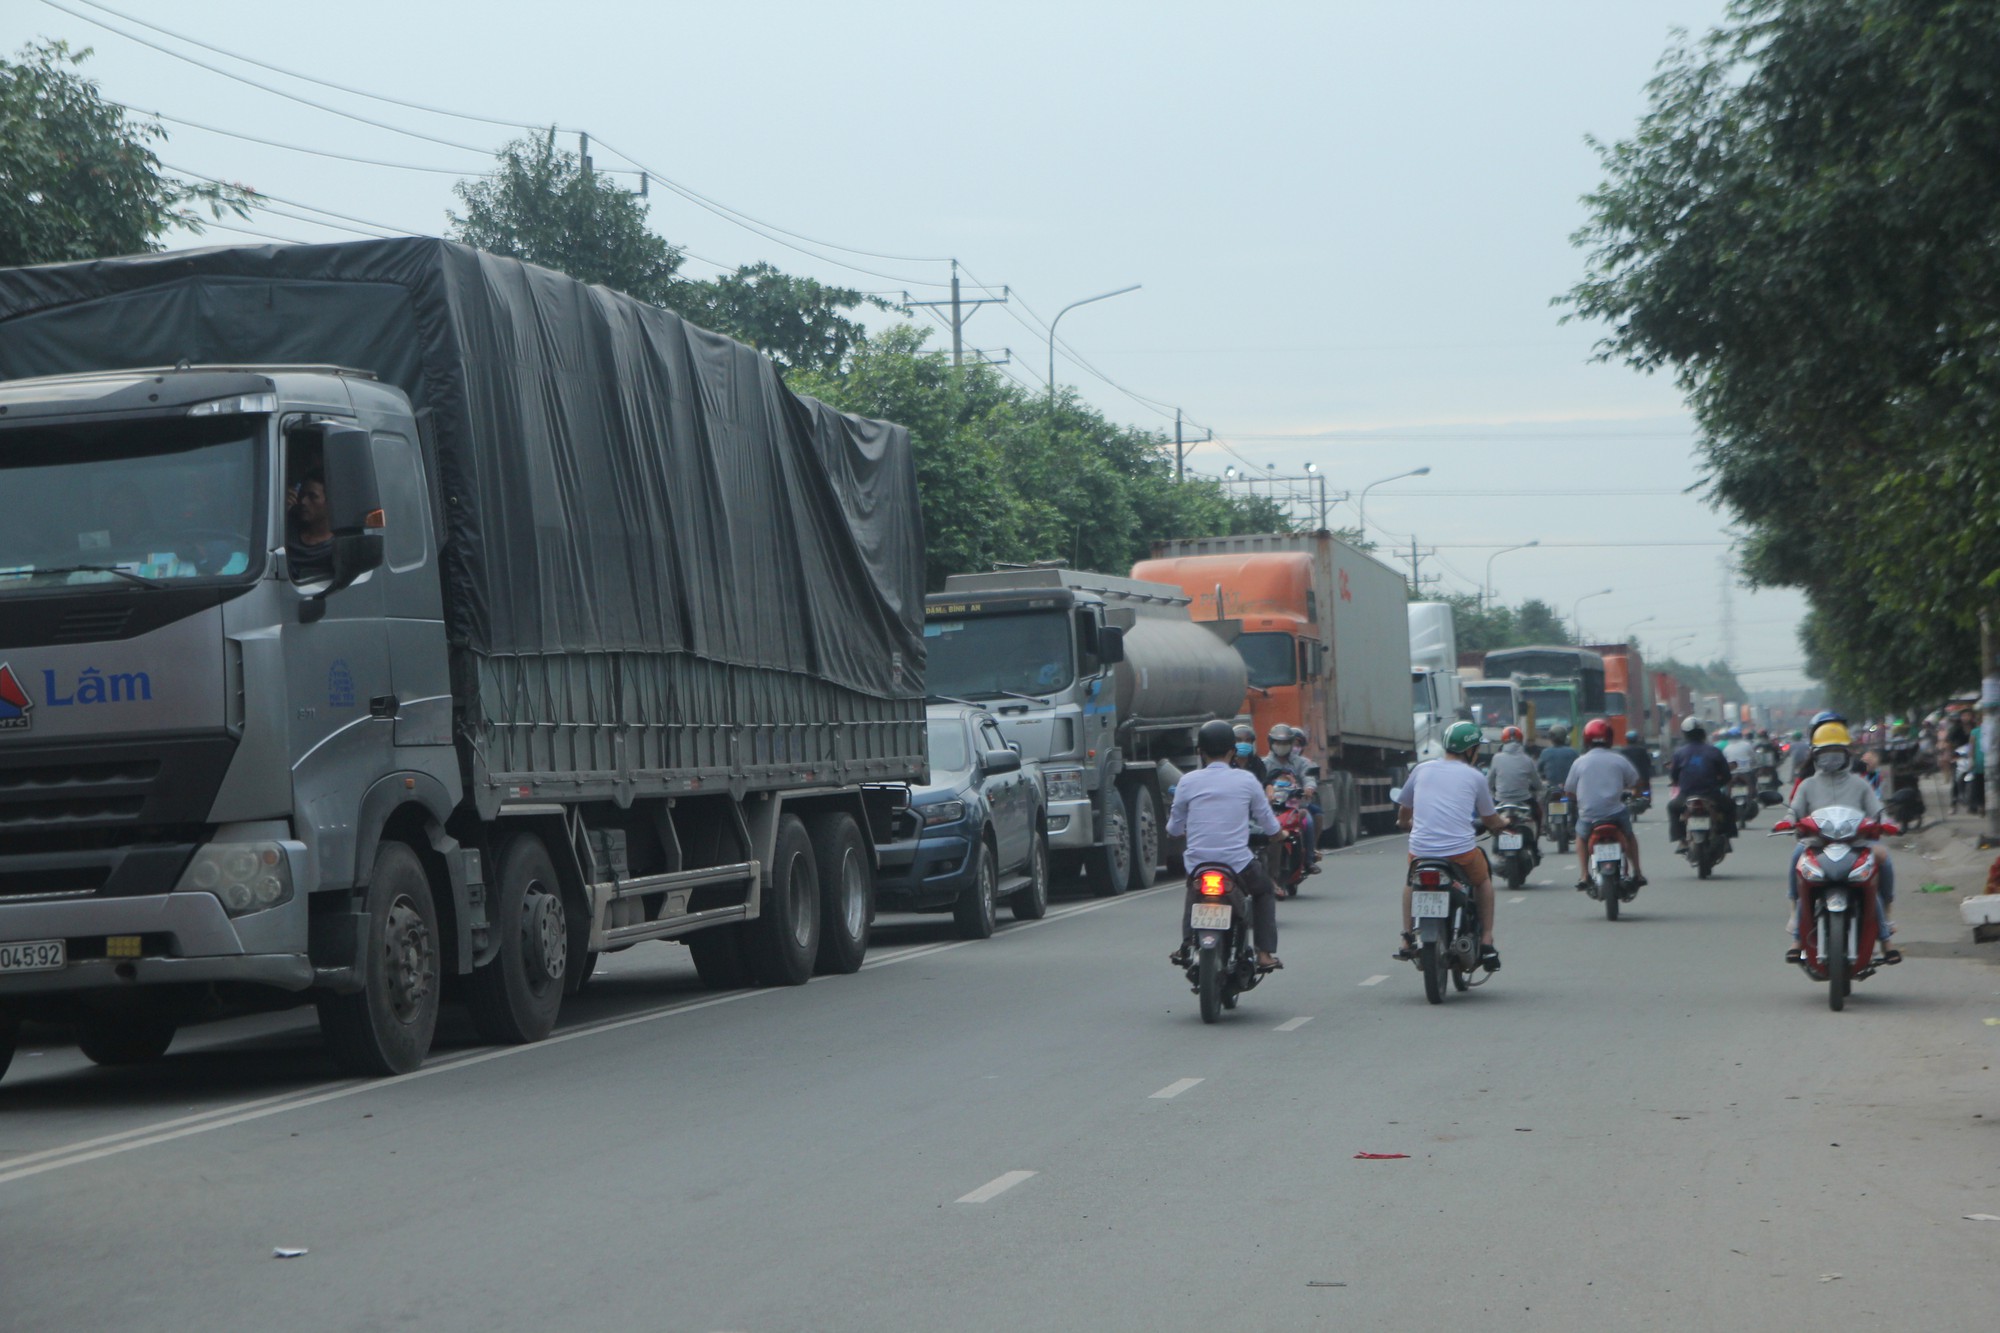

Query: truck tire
465;834;569;1045
75;1014;176;1066
688;924;755;989
0;1016;16;1084
1084;786;1132;897
1010;831;1050;921
810;812;872;975
1124;782;1160;891
749;814;820;986
316;841;441;1077
954;839;1000;940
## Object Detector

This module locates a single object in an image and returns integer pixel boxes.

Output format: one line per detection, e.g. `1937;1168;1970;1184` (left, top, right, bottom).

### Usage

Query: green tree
1420;592;1576;654
675;262;885;373
1563;1;2000;708
0;40;250;266
449;129;684;303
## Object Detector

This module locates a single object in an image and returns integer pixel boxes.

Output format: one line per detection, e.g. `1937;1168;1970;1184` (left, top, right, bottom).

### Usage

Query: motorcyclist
1618;730;1655;801
1169;719;1283;971
1567;718;1647;890
1263;725;1321;871
1668;718;1736;847
1486;725;1545;861
1785;720;1900;966
1231;723;1267;785
1537;723;1580;789
1395;720;1507;972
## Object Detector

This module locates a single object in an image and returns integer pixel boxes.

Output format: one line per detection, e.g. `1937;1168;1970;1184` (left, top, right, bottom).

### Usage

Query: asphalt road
3;815;1998;1332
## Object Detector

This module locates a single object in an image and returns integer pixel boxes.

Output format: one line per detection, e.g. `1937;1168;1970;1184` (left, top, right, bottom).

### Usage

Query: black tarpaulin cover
0;239;925;700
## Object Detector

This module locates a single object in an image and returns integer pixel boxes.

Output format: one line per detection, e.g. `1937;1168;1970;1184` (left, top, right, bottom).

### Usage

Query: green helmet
1443;720;1482;755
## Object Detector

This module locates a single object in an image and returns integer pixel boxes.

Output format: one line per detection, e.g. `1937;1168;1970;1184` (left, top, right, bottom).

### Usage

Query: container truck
1465;678;1529;750
923;567;1245;895
0;240;927;1082
1407;602;1467;758
1134;532;1417;842
1584;641;1649;746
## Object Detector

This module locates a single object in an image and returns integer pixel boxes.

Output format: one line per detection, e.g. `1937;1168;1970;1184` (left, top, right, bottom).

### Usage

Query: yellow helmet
1811;721;1852;749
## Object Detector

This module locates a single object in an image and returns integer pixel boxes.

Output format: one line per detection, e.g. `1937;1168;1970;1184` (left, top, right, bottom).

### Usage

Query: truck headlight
921;800;968;828
1042;768;1086;803
178;841;294;915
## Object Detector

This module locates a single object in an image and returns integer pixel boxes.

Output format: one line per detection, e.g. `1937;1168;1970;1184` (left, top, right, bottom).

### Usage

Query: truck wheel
316;842;441;1076
0;1017;16;1084
688;925;754;989
810;812;872;975
1125;783;1160;891
1010;831;1050;921
749;814;820;986
75;1014;177;1066
466;834;568;1045
1084;787;1131;897
954;839;1000;940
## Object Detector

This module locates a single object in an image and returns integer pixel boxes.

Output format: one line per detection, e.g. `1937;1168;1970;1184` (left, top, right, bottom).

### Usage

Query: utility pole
579;131;591;177
1172;409;1212;483
904;261;1010;369
1719;556;1738;670
1401;536;1438;594
1983;609;1999;847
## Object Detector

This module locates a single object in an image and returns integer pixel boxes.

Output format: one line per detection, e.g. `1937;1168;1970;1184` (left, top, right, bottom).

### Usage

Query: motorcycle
1883;770;1925;832
1406;857;1488;1004
1624;787;1652;819
1684;794;1727;878
1268;780;1311;897
1178;860;1270;1023
1730;771;1759;828
1489;803;1536;891
1582;819;1638;920
1546;791;1575;853
1772;806;1900;1011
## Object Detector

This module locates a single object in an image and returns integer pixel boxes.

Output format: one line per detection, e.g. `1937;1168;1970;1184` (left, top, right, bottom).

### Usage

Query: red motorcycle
1583;819;1638;920
1269;781;1311;897
1772;805;1900;1011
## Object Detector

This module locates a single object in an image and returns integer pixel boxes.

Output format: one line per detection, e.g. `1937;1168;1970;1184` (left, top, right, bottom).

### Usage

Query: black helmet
1198;719;1237;758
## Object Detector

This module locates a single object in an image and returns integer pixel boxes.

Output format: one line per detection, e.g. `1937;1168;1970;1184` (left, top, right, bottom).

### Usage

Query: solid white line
1;882;1180;1188
956;1169;1037;1203
1150;1077;1204;1100
1509;895;1526;904
1274;1016;1312;1032
1358;974;1388;987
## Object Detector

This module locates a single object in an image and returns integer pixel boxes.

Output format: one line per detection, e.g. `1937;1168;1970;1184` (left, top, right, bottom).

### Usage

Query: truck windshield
925;613;1074;699
1526;688;1574;726
1467;685;1516;726
1235;632;1296;688
0;416;263;591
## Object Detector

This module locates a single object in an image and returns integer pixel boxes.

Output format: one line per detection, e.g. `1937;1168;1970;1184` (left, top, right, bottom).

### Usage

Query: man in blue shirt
1537;723;1580;788
1169;719;1284;970
1668;719;1736;846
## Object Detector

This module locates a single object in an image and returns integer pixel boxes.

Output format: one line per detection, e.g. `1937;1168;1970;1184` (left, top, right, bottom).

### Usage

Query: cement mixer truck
924;568;1247;895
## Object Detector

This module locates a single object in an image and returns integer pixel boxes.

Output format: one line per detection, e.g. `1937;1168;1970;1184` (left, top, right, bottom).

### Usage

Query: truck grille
0;758;158;828
0;737;235;834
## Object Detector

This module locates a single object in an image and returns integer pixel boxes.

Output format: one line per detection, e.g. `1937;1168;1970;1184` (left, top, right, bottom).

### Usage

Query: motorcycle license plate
1498;833;1523;850
1688;816;1711;831
1411;890;1451;919
1593;843;1622;864
1188;902;1233;932
0;939;65;973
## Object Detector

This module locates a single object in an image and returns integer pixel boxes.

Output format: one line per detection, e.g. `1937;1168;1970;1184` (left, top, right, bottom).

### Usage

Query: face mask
1235;742;1254;756
1816;751;1850;775
1270;743;1291;757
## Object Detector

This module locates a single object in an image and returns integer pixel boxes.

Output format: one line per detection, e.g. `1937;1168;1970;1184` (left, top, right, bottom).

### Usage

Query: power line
165;164;423;237
115;102;511;175
183;218;315;246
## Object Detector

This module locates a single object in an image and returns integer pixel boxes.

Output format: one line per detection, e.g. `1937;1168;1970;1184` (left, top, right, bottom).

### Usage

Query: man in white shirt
1168;720;1284;969
1396;720;1508;971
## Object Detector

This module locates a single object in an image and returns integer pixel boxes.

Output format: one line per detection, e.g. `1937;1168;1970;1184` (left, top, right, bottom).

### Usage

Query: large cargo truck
1407;601;1467;758
923;568;1246;895
0;240;926;1081
1584;641;1649;746
1134;532;1417;841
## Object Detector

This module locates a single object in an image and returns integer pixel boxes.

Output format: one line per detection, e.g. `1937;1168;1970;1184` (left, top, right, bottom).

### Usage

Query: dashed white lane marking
1509;895;1526;904
1358;974;1389;987
1150;1078;1205;1100
957;1170;1037;1203
1274;1016;1313;1032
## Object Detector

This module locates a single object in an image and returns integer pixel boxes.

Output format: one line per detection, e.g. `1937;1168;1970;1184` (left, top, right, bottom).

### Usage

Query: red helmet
1500;725;1524;743
1582;718;1614;747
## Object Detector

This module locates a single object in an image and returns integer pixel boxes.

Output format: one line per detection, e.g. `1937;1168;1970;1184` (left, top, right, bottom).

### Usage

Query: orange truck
1585;641;1649;746
1133;532;1417;843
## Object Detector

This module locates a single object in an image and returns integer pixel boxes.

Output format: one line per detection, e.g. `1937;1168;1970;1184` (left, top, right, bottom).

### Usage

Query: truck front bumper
1045;797;1096;851
0;892;313;998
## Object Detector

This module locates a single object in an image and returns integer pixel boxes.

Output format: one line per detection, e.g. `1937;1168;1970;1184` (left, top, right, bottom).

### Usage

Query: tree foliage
672;261;885;374
1423;592;1575;654
0;40;250;266
1563;1;2000;711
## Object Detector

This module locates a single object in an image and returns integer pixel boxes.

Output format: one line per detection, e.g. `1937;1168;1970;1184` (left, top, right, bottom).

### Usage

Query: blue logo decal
42;667;151;707
328;660;356;709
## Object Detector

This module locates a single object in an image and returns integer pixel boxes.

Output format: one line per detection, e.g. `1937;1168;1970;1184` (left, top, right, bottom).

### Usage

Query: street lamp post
1571;587;1613;643
1356;466;1430;534
1482;540;1540;609
1623;615;1655;646
1304;461;1329;530
1047;284;1141;436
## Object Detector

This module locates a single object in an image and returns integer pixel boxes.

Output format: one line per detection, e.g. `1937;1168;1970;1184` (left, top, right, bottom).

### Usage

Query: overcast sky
21;0;1811;691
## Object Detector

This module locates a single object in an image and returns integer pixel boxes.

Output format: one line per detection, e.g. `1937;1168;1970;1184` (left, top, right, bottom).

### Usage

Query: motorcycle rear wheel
1198;948;1223;1024
1601;871;1620;920
1420;940;1446;1005
1826;912;1850;1012
1695;843;1714;879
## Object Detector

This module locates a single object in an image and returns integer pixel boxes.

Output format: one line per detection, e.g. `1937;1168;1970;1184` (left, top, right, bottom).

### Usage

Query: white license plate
1411;890;1451;919
1188;902;1234;931
1689;816;1711;831
0;939;65;973
1498;833;1523;850
1593;843;1623;863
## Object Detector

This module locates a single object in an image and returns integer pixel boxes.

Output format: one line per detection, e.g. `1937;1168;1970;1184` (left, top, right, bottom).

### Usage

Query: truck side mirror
1096;625;1126;665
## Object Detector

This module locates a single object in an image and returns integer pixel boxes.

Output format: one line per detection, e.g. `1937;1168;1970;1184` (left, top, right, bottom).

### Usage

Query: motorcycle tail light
1198;870;1228;897
1416;869;1443;887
